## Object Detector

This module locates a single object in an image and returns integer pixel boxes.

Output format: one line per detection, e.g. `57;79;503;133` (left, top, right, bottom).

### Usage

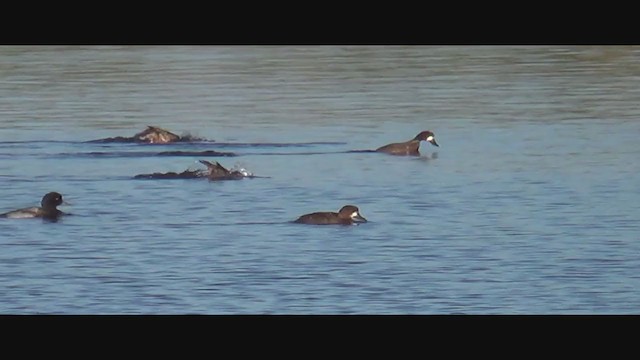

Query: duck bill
429;138;439;147
353;214;368;223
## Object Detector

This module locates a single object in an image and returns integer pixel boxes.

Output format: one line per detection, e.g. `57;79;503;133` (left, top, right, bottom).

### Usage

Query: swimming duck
376;130;439;156
134;126;181;144
133;169;204;179
134;160;252;180
293;205;368;225
198;160;247;180
0;192;66;221
88;126;206;144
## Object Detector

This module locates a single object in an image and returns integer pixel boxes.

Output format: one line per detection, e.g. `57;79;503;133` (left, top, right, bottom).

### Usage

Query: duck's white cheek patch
426;136;434;142
351;212;359;218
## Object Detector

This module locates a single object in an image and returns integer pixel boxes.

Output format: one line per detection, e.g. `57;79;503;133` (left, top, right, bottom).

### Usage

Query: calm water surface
0;46;639;314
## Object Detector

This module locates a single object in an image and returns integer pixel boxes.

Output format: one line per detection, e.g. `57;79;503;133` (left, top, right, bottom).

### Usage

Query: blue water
1;46;639;314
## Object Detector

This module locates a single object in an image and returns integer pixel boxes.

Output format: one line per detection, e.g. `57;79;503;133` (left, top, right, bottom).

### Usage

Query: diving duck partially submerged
88;126;208;144
134;160;255;180
197;160;248;180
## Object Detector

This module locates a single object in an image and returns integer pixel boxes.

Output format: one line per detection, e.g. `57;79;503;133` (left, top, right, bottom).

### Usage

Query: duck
376;130;439;156
134;126;181;144
0;192;66;221
293;205;368;225
88;125;206;144
133;169;203;179
198;160;248;180
133;160;252;180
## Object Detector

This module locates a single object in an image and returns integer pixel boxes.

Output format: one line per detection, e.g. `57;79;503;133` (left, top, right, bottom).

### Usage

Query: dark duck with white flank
1;192;67;221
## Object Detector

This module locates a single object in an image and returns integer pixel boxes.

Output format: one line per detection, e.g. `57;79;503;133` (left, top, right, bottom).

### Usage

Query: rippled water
1;46;639;314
